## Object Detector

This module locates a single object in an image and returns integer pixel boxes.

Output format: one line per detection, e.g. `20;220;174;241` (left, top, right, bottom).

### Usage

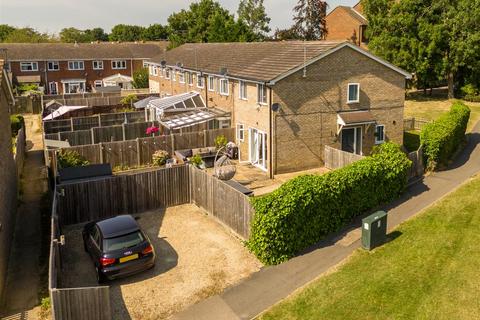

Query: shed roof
338;110;376;126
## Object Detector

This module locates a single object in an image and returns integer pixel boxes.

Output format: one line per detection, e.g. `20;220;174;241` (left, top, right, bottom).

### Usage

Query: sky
0;0;358;35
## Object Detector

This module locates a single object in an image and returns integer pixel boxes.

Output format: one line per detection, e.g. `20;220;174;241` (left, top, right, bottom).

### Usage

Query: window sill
347;101;360;104
375;141;385;145
220;93;230;97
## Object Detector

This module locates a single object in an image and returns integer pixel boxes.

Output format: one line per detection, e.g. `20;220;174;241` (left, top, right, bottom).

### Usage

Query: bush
464;95;480;102
10;114;25;137
152;150;170;166
420;102;470;171
247;143;412;265
404;131;421;152
460;84;478;97
215;135;227;149
190;154;204;168
57;150;90;169
120;94;138;106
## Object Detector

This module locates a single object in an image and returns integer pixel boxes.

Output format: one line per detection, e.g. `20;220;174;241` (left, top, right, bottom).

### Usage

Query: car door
89;226;102;263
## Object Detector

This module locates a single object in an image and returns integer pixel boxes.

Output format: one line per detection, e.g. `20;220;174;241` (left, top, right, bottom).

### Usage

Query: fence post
136;138;141;166
97;114;101;127
171;134;175;153
57;132;61;140
122;123;126;141
70;118;74;131
203;130;207;147
91;128;95;144
99;143;104;163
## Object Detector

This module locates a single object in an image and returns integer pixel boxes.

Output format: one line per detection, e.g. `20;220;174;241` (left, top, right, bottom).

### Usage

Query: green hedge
10;114;24;137
420;102;470;170
247;143;412;265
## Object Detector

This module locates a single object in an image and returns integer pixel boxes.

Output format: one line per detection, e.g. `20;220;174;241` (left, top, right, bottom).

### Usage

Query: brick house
147;41;411;176
325;1;368;46
0;42;168;94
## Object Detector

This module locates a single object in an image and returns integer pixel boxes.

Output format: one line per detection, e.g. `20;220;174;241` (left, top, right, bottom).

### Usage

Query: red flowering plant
146;126;159;135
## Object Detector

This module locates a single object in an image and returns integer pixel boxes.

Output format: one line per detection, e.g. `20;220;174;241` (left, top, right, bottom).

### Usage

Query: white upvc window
94;80;103;87
93;60;104;70
165;68;171;79
47;61;59;71
143;60;149;68
375;125;385;144
20;62;38;72
257;84;267;105
347;83;360;103
197;74;204;88
236;123;245;142
219;78;229;96
239;80;247;100
171;70;176;81
179;71;185;83
112;60;127;70
208;76;215;92
153;66;158;76
68;61;84;70
188;72;194;86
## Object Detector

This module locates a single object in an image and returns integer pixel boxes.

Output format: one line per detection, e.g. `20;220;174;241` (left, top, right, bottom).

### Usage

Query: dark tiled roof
0;42;169;61
150;41;346;82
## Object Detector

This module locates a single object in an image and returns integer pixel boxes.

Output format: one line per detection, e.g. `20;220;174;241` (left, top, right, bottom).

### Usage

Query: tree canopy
293;0;328;40
237;0;271;39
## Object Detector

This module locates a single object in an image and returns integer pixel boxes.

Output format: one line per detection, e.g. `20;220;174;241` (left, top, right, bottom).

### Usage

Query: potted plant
152;150;170;166
190;154;205;169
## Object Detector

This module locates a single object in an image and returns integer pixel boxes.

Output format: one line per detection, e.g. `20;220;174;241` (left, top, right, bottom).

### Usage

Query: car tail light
142;244;153;255
100;257;115;267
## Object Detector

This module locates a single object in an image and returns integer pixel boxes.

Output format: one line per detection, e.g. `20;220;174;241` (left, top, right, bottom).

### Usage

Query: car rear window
104;231;145;251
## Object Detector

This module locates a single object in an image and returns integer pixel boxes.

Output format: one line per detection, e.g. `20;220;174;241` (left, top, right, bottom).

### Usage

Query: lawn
260;175;480;320
405;95;480;132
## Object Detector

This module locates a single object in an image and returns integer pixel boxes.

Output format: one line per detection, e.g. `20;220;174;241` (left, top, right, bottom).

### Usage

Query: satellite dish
220;67;228;76
271;103;280;112
160;60;167;67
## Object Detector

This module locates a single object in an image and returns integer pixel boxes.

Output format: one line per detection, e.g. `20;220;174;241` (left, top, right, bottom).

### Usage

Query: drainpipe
268;84;273;179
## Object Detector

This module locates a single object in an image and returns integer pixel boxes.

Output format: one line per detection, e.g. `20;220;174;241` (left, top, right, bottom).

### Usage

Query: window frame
375;124;385;144
111;60;127;70
47;61;59;71
347;83;360;104
257;84;267;105
20;62;38;72
68;60;84;71
239;80;247;100
208;76;215;92
187;72;194;86
179;71;185;84
197;74;204;88
94;80;103;88
219;78;229;96
92;60;104;70
165;68;171;79
236;123;245;142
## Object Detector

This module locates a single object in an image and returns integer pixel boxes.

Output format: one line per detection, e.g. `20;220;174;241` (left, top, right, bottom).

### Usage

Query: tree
109;24;145;42
273;27;301;40
142;24;169;41
132;68;149;89
60;27;93;43
237;0;271;39
85;28;109;41
0;25;16;42
293;0;328;40
3;27;53;43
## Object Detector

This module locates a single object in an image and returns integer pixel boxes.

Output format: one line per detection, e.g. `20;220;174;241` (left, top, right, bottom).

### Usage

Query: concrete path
172;123;480;320
1;115;47;319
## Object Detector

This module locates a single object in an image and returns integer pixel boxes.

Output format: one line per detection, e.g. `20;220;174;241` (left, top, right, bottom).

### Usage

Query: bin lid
362;211;388;224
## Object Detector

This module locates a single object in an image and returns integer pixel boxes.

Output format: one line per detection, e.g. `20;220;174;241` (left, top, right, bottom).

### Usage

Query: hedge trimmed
247;143;411;265
10;114;24;137
420;102;470;170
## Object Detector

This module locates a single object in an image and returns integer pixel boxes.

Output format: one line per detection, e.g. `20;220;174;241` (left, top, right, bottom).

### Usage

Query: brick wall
272;46;405;174
325;7;364;45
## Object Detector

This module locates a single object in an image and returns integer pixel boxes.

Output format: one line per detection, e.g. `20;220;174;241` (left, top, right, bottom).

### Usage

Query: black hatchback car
82;215;155;283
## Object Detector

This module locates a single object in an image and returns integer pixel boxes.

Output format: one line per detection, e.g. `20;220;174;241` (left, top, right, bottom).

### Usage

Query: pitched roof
328;6;367;25
150;41;346;82
150;41;411;82
0;42;169;61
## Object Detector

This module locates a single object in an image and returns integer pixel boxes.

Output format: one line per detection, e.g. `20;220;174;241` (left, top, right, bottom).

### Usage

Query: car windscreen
103;231;145;251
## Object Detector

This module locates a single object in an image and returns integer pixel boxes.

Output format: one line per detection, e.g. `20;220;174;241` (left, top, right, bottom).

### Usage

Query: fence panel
56;166;190;225
124;122;153;141
324;145;364;170
92;125;124;143
60;130;92;146
407;147;424;180
44;120;72;134
205;128;235;146
72;115;100;131
404;118;431;131
103;140;139;168
14;127;26;179
67;144;102;164
174;131;206;150
51;287;111;320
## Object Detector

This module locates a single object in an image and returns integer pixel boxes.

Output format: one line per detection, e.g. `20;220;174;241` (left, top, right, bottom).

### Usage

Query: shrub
10;114;25;137
215;135;227;149
120;94;138;106
57;150;90;169
152;150;170;166
460;84;478;97
420;102;470;171
247;143;412;265
190;154;204;168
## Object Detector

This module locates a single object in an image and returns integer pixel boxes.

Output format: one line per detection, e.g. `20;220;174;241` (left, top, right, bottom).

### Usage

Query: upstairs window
347;83;360;103
93;60;104;70
20;62;38;72
236;123;245;141
68;61;84;70
257;84;267;105
375;125;385;144
219;78;229;96
112;60;127;70
239;80;247;100
188;72;194;86
208;76;215;92
197;74;204;88
179;71;185;83
165;68;171;79
152;66;158;76
47;61;59;71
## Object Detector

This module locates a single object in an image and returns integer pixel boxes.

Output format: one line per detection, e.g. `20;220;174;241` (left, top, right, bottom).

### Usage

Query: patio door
49;81;58;94
249;128;267;171
341;127;362;155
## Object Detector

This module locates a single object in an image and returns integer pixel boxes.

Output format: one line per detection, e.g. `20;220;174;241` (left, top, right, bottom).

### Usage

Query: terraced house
0;42;168;94
147;41;411;176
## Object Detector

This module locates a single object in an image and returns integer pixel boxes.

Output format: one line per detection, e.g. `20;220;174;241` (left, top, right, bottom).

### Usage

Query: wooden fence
48;128;235;173
324;145;365;170
49;191;111;320
407;147;425;180
404;118;431;131
14;95;42;114
14;126;26;179
42;92;155;109
43;110;146;134
56;165;190;225
190;167;254;239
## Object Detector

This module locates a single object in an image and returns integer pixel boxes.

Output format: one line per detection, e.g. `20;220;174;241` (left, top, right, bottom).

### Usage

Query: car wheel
96;267;106;284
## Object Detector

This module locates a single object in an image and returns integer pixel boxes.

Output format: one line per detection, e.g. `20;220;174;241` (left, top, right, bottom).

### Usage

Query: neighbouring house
0;42;168;94
325;1;368;46
0;59;17;304
147;40;411;176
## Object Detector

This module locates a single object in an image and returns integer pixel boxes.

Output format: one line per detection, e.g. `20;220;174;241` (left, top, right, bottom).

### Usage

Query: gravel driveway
59;204;262;320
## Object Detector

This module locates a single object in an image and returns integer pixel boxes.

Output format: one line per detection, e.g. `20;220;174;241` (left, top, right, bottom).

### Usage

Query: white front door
249;128;267;171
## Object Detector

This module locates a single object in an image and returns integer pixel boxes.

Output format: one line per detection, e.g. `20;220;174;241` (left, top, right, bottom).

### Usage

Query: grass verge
260;175;480;320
